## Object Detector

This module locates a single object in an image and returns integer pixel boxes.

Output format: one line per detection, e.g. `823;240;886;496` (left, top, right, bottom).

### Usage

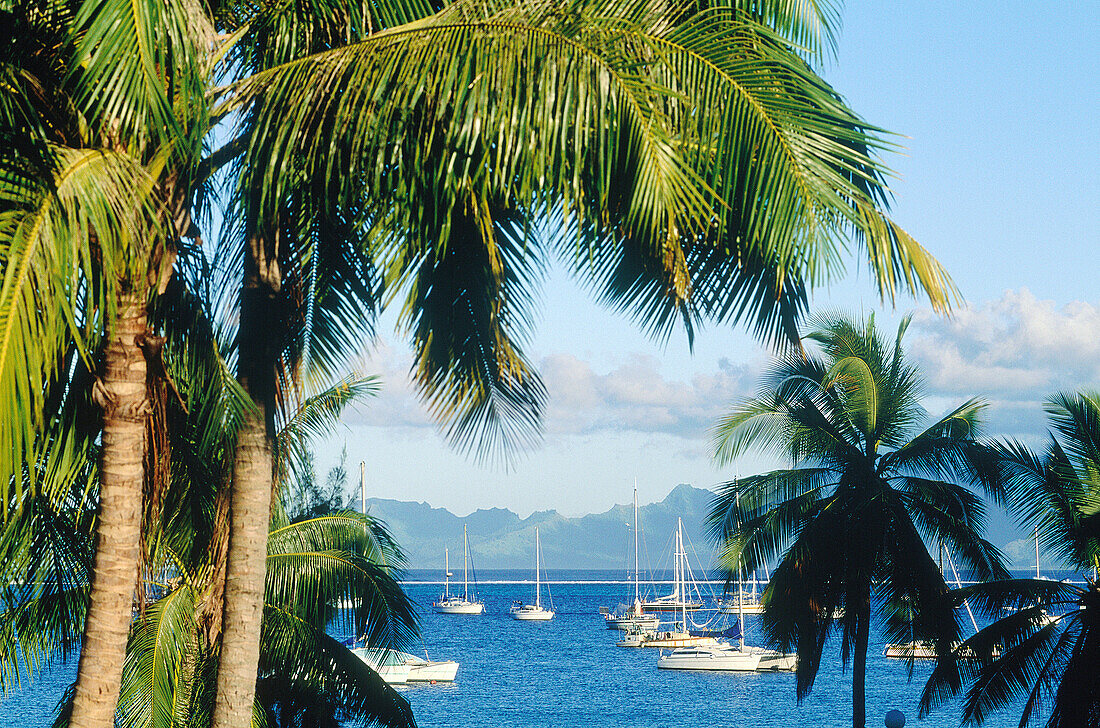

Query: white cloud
340;341;758;440
909;289;1100;438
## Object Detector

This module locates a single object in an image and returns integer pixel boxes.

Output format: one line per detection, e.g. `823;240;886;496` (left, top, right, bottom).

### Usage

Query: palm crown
708;312;1007;728
921;392;1100;728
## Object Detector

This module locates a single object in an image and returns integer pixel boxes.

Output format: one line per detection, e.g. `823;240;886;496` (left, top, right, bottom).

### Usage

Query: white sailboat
510;527;555;621
617;519;715;648
639;516;704;613
432;524;484;615
658;520;795;672
602;486;659;631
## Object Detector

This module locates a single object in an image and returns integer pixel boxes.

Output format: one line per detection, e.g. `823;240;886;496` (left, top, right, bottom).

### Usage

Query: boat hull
658;646;796;672
432;601;484;615
617;631;716;649
407;659;459;682
350;648;412;684
607;615;655;633
511;606;554;621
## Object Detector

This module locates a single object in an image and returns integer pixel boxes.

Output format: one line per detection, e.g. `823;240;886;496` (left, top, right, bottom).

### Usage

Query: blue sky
315;3;1100;548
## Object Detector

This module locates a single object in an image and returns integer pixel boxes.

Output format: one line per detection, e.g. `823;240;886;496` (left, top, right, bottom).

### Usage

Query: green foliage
920;392;1100;728
708;312;1007;711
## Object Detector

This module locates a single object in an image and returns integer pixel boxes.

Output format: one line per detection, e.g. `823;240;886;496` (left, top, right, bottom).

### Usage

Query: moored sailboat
511;527;555;621
432;524;484;615
602;486;659;631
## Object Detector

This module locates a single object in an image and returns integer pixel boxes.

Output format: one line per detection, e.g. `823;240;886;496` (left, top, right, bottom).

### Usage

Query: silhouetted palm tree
921;391;1100;728
709;312;1007;728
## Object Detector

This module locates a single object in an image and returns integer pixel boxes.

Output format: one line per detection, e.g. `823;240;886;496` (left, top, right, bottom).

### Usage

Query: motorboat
432;524;484;615
352;647;459;682
350;647;412;684
658;643;796;672
510;527;555;621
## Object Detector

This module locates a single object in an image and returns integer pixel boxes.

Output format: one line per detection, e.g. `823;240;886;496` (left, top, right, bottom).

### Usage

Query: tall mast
1035;527;1041;579
633;484;639;604
535;527;541;609
360;461;366;515
673;521;682;629
463;524;470;602
444;547;451;597
735;488;745;648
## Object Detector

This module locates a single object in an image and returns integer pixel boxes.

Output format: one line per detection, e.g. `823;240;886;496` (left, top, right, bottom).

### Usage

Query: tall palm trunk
70;293;149;728
852;590;871;728
213;247;278;728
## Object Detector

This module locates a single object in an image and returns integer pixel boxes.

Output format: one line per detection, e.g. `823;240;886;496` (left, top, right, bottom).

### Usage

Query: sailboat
638;516;703;613
432;524;484;614
602;486;659;631
658;526;795;672
617;519;716;648
510;527;555;620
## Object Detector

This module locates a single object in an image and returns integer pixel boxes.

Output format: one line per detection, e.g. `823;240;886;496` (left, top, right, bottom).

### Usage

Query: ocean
4;570;1055;727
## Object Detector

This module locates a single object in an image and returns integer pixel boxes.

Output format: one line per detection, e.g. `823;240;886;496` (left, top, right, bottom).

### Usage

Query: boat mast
735;490;745;649
360;461;366;515
535;527;542;609
633;484;639;605
445;547;451;597
463;524;470;602
1035;526;1041;579
673;519;682;633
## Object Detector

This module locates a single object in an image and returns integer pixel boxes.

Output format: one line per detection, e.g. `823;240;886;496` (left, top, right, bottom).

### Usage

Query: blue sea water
4;570;1057;727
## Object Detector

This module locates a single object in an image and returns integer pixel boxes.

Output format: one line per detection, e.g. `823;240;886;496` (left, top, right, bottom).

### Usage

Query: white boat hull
605;615;659;630
351;648;412;684
717;602;764;615
432;600;484;615
511;605;555;620
617;631;716;649
406;659;459;682
658;645;796;672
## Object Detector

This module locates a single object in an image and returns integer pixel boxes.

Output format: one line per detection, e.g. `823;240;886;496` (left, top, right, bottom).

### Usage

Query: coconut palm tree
920;391;1100;728
0;298;418;728
708;312;1008;728
216;0;964;720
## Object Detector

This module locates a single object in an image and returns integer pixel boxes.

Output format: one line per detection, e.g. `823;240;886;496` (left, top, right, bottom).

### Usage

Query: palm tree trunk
70;293;149;728
852;592;871;728
212;251;277;728
212;399;271;727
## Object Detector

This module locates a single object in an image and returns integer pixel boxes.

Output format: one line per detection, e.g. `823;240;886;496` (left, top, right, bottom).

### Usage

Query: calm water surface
5;573;1039;727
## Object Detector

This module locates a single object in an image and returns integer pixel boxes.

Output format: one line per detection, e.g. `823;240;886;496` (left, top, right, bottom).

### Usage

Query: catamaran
510;527;555;620
601;486;659;631
432;524;484;615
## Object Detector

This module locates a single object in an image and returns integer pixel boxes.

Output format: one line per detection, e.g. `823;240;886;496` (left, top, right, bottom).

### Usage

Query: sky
313;2;1100;538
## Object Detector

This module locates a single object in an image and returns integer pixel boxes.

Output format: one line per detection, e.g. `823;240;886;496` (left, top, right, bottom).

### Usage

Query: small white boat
717;593;764;615
602;601;660;631
883;641;938;659
617;626;715;649
432;524;484;615
510;527;555;621
658;643;796;672
353;647;459;682
350;647;413;684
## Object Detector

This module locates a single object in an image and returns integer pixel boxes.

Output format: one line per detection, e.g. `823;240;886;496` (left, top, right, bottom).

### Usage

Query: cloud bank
343;289;1100;446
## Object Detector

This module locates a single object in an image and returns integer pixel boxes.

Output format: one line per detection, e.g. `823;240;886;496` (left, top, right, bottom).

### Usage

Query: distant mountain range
366;483;1033;572
365;484;721;571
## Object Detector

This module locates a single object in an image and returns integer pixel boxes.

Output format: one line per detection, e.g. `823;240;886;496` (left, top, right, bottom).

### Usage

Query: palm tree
216;0;964;721
708;312;1008;728
0;300;418;728
920;392;1100;728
